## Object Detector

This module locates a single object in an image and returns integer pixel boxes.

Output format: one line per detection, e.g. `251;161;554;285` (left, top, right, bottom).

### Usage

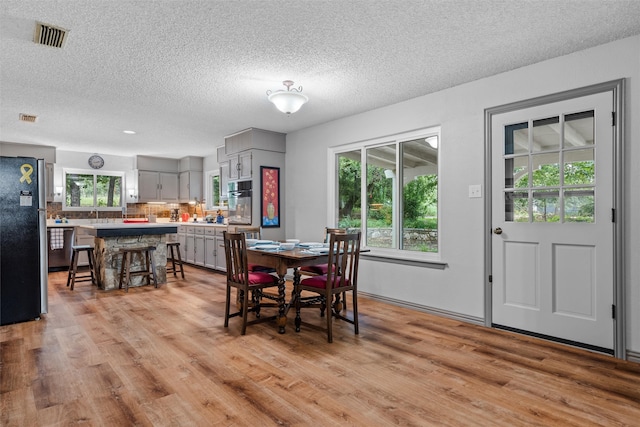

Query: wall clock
88;154;104;169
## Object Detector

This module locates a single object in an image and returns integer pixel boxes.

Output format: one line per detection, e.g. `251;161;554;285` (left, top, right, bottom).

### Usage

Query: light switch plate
469;184;482;198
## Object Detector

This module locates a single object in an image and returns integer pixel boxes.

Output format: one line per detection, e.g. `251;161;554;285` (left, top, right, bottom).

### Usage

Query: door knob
493;227;503;235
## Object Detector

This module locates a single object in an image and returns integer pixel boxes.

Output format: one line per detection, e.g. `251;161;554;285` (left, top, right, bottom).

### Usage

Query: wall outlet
469;184;482;198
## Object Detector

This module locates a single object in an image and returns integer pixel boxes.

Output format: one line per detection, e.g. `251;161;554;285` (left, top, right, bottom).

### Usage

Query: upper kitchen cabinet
136;156;180;202
225;128;286;155
221;128;285;181
228;151;252;180
179;156;204;202
138;171;179;202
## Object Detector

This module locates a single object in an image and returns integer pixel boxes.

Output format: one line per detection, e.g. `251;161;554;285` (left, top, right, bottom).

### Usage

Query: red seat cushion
300;275;350;289
300;264;331;275
233;272;278;285
248;263;276;273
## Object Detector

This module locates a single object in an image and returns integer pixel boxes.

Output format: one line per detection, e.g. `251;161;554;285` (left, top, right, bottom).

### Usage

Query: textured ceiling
1;0;639;159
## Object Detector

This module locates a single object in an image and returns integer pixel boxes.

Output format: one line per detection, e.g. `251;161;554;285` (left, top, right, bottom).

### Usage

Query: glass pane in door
532;116;560;152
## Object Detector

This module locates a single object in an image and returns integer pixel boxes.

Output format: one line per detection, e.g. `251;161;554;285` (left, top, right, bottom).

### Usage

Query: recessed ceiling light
123;130;136;134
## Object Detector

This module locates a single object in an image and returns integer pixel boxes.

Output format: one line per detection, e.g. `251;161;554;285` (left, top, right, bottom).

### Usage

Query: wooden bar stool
118;246;158;292
66;245;97;290
166;242;185;279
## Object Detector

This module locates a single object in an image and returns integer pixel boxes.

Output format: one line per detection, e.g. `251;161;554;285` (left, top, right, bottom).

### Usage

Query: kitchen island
78;223;178;290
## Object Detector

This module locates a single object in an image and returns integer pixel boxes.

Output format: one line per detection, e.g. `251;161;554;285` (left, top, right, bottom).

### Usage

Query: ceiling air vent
19;114;38;123
33;22;68;48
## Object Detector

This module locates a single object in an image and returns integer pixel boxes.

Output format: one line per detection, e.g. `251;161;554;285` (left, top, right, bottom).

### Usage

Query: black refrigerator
0;156;48;325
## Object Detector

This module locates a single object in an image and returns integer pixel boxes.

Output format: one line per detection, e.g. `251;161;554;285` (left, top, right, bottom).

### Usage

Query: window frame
62;168;125;211
206;169;227;210
328;126;442;262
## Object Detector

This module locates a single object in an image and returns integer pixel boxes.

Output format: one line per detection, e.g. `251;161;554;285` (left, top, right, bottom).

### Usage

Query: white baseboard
359;292;485;325
626;350;640;363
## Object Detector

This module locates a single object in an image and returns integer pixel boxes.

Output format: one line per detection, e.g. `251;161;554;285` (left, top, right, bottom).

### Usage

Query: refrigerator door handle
38;159;48;314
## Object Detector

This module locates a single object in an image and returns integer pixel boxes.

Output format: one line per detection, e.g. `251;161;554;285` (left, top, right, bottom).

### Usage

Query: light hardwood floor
1;265;639;426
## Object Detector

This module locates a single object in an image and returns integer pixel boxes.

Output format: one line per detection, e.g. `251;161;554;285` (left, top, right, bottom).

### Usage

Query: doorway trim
483;79;626;359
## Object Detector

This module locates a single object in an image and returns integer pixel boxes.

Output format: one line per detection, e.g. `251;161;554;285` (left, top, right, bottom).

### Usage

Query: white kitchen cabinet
215;236;226;271
194;231;205;266
179;225;227;270
179;170;203;202
184;226;195;264
138;171;179;202
227;152;252;181
204;228;216;269
177;227;187;260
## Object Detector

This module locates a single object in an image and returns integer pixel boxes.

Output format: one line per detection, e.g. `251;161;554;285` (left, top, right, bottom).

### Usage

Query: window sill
360;251;447;270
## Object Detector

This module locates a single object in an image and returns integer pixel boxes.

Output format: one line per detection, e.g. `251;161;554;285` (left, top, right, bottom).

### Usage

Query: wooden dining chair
294;231;361;343
300;227;347;310
223;231;279;335
232;226;275;273
300;227;346;276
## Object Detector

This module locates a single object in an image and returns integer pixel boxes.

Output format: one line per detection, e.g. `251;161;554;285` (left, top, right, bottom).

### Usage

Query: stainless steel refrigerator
0;156;48;325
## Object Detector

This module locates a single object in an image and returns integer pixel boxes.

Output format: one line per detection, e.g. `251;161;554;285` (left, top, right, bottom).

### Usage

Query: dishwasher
47;227;75;271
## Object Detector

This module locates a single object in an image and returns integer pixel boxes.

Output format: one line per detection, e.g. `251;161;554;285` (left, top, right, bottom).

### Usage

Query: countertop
77;222;179;238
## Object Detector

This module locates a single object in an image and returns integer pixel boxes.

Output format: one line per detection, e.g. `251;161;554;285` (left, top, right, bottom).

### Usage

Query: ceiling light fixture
266;80;308;114
123;130;136;134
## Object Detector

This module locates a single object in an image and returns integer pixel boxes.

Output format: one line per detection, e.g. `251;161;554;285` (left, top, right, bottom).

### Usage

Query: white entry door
491;91;614;351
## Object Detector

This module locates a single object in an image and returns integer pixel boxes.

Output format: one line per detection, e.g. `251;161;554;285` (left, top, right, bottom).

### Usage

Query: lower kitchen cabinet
194;233;205;266
204;235;216;269
215;236;226;271
178;224;226;271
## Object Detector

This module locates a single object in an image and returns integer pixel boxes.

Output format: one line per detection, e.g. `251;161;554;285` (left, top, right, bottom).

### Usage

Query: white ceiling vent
33;22;68;48
19;114;38;123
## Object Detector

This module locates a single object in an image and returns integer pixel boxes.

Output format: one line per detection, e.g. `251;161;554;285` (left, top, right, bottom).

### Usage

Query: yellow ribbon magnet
20;164;33;184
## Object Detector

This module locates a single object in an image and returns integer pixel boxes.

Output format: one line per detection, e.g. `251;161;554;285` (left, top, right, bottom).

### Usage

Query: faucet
91;209;99;222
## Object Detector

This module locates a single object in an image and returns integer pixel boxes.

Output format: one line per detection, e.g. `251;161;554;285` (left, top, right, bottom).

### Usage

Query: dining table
246;245;331;334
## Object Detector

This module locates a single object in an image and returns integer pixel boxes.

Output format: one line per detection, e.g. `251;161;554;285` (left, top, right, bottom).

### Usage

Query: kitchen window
63;169;124;210
330;127;440;258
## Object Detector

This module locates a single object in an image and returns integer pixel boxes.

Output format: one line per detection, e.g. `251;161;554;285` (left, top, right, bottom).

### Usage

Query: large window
63;169;124;210
333;128;440;256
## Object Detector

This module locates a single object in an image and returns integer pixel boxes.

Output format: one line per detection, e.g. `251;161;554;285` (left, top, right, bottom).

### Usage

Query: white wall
285;35;640;353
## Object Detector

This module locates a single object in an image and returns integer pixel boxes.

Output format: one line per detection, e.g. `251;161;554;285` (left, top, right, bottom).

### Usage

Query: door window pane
564;188;594;223
532;189;559;222
531;153;560;187
505;122;528;155
505;191;529;222
505;156;529;189
533;116;560;152
564;111;594;147
564;149;594;185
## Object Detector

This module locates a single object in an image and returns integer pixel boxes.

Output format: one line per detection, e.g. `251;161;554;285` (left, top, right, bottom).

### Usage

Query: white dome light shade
267;80;308;114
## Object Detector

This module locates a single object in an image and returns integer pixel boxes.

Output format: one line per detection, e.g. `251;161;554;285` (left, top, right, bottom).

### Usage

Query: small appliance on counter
170;209;179;222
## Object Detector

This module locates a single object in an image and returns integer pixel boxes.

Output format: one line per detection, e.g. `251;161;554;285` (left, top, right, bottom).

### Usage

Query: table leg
276;274;287;334
293;268;302;332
